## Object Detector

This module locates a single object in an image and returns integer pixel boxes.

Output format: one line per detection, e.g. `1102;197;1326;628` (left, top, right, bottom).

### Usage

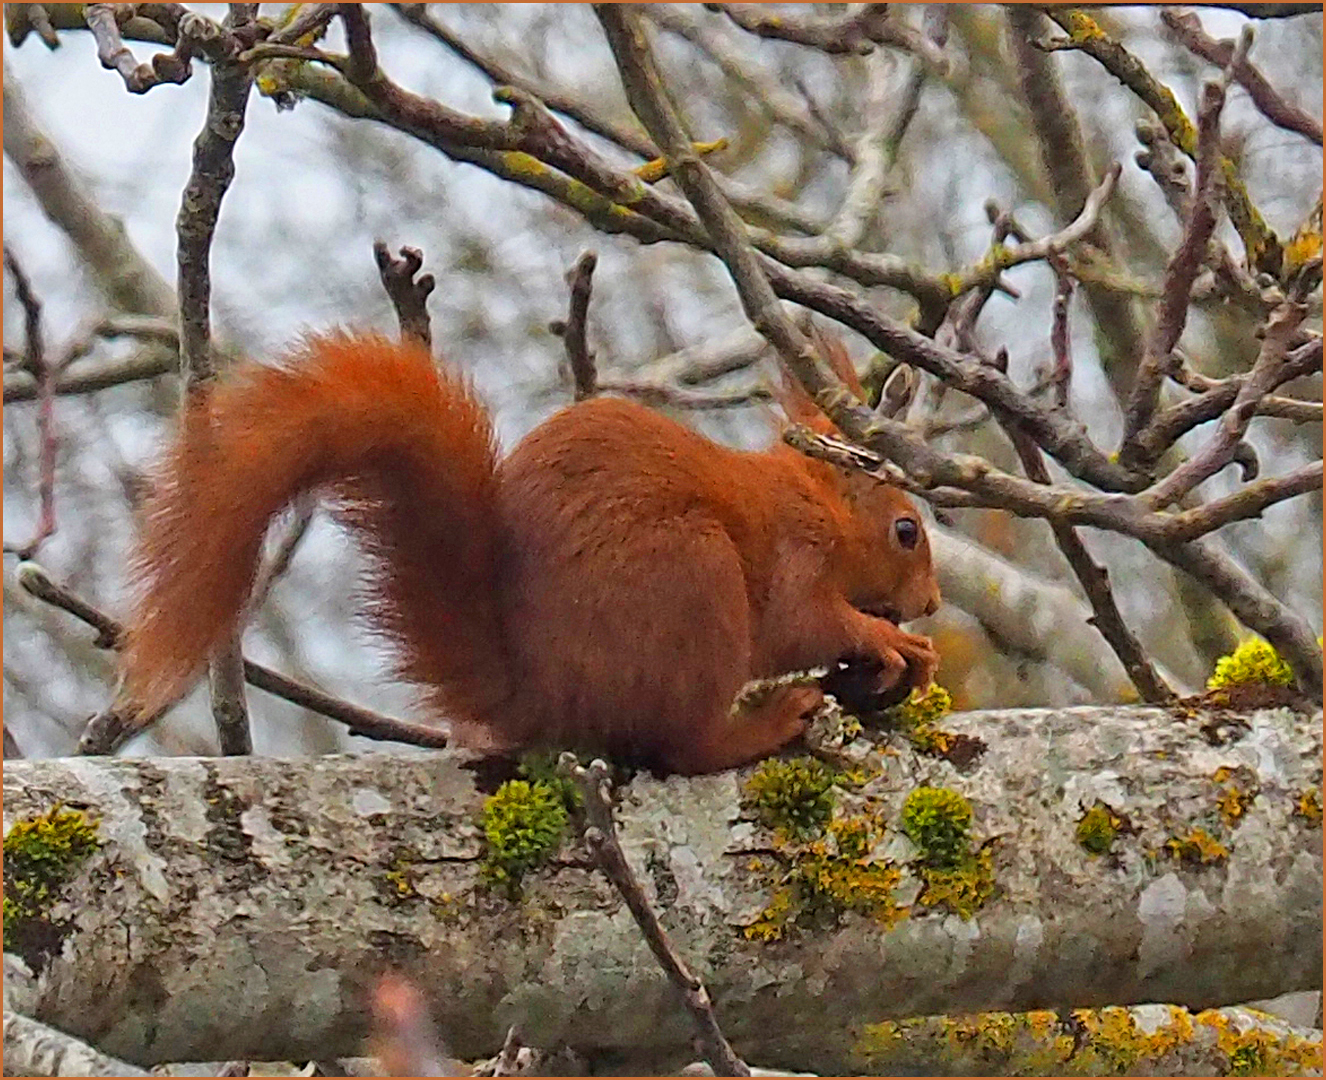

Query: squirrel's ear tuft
773;324;866;434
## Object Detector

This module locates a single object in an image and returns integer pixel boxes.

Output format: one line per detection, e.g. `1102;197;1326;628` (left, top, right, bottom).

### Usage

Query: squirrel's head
774;325;941;625
839;473;941;623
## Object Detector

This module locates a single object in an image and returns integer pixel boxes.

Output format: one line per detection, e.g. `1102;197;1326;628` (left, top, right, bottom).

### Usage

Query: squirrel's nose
923;587;941;618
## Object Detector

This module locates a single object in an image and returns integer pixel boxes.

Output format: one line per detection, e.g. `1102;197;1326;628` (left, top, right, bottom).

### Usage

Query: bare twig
561;754;750;1077
247;499;317;613
640;4;853;161
13;562;449;754
373;241;435;351
1144;303;1309;508
1128;337;1322;465
1172;361;1322;424
176;8;253;385
705;2;889;56
948;164;1123;295
1162;9;1321;146
491;1026;524;1078
1165;462;1323;542
1149;535;1323;695
388;3;827;236
1122;76;1228;454
1038;9;1281;276
994;398;1175;702
4;346;178;402
598;379;771;411
173;3;257;755
85;2;195;92
1047;257;1074;409
822;50;896;250
556;250;599;401
2;247;58;559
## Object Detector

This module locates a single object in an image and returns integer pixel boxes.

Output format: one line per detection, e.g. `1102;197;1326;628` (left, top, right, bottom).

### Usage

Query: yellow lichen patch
1217;785;1257;828
1208;638;1295;690
901;786;973;866
893;683;954;728
742;885;796;943
1164;826;1230;866
1293;787;1322;825
742;806;907;939
743;756;840;840
916;845;996;919
633;138;728;183
1075;802;1124;856
3;805;102;957
479;779;570;896
855;1004;1320;1076
1197;1008;1324;1076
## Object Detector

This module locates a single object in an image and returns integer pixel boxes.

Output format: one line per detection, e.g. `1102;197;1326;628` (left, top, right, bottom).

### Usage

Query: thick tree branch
5;709;1320;1071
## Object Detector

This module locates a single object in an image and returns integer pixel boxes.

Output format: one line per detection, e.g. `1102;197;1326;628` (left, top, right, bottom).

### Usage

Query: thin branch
1005;5;1147;396
597;379;772;411
1162;8;1322;146
1172;361;1322;424
1128;337;1322;465
246;499;317;613
704;2;889;55
947;163;1122;295
1122;75;1229;453
561;755;750;1077
1037;9;1281;276
387;3;827;236
1047;257;1074;410
640;4;853;161
13;562;450;755
2;247;58;559
821;50;898;250
555;250;599;400
993;384;1175;702
1144;302;1309;508
84;2;194;92
3;346;178;402
1147;535;1323;696
173;3;257;755
373;241;435;351
1165;462;1323;542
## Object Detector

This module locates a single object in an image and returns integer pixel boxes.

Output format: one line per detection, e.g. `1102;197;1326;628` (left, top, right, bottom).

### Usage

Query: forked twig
560;754;750;1077
374;241;435;351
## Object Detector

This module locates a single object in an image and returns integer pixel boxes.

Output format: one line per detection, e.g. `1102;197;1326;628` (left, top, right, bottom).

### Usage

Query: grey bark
2;706;1320;1073
3;1010;149;1077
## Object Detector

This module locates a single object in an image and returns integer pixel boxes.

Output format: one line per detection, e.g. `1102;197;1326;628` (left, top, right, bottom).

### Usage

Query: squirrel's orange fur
122;332;939;774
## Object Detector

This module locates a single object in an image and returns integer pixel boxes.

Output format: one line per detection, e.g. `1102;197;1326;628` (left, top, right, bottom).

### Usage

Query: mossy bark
2;705;1321;1072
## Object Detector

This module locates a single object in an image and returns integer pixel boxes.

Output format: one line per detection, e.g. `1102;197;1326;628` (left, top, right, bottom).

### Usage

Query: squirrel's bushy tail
122;333;509;724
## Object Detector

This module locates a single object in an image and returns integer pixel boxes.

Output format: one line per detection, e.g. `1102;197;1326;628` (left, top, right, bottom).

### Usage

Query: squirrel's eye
894;517;919;549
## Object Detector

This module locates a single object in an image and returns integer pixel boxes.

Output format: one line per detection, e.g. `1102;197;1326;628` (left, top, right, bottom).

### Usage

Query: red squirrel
121;331;940;774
